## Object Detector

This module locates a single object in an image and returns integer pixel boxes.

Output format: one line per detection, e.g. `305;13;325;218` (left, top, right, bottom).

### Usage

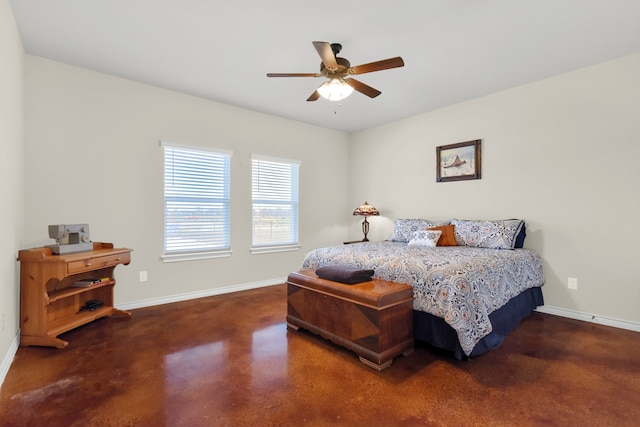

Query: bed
299;218;545;359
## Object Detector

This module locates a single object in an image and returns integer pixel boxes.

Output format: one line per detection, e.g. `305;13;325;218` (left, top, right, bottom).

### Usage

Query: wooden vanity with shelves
18;242;132;349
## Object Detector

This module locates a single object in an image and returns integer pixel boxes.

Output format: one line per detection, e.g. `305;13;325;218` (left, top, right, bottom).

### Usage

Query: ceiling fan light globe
317;79;354;101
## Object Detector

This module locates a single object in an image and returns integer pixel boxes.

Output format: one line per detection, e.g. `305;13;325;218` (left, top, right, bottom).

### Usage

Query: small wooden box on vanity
18;242;132;349
286;269;414;370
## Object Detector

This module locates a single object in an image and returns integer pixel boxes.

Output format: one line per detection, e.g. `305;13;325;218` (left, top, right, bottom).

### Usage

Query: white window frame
251;154;300;254
161;141;232;262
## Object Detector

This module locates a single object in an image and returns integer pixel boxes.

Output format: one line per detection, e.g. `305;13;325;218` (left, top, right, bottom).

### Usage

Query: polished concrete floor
1;284;639;426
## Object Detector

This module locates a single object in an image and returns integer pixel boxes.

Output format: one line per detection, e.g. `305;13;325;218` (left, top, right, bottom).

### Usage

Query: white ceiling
9;0;640;133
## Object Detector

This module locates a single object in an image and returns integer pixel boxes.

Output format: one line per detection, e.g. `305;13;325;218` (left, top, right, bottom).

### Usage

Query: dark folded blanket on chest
315;265;375;284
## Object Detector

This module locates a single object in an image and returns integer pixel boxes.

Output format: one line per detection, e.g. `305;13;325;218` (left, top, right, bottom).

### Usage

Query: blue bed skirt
413;286;544;359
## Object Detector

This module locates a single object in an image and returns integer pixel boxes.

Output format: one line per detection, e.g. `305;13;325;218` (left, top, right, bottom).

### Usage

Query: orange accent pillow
428;225;457;246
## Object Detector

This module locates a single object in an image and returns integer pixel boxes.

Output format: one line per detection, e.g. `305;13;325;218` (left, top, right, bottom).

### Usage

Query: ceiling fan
266;41;405;102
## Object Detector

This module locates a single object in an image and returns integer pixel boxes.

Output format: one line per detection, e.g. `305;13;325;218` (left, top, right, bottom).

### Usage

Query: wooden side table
18;242;131;348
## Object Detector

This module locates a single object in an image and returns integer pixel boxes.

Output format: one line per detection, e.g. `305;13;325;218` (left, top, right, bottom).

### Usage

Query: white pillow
407;229;442;247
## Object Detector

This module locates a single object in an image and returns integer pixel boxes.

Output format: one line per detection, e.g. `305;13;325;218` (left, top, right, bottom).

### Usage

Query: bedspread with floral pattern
300;241;545;356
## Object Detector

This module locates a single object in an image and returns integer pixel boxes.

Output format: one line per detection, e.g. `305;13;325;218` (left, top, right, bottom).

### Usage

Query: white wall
23;56;350;307
0;0;24;383
348;53;640;325
3;9;638;386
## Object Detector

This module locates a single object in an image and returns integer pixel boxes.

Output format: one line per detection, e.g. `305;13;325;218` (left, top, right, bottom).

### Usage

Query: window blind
252;156;299;248
163;144;231;255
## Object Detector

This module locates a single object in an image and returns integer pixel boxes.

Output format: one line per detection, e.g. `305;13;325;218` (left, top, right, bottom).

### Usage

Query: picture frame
436;139;482;182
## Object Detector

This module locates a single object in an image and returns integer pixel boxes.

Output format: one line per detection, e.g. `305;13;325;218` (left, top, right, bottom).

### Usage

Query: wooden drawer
67;251;131;275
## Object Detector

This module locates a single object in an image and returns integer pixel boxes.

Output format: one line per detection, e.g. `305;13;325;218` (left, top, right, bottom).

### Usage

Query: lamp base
361;218;370;241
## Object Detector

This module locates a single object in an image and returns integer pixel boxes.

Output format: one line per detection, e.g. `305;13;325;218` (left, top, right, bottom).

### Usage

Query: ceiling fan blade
344;78;381;98
306;90;320;102
312;41;338;72
266;73;322;77
349;57;405;75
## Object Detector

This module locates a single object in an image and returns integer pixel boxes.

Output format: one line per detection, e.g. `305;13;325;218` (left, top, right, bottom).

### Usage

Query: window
251;155;300;253
161;142;231;261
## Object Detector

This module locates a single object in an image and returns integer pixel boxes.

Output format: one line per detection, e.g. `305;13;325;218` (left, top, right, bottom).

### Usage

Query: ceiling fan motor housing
320;57;351;77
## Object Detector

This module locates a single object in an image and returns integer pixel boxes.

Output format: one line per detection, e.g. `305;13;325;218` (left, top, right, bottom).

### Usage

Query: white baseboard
118;289;640;333
536;305;640;332
3;291;637;390
116;277;286;311
0;331;20;389
0;278;285;389
117;283;640;334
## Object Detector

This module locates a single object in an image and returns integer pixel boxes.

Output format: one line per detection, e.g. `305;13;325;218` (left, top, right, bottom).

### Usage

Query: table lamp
353;201;379;241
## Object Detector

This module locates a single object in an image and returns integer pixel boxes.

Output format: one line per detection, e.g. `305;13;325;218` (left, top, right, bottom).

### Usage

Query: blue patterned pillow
450;219;524;250
408;229;442;247
514;222;526;248
387;218;439;243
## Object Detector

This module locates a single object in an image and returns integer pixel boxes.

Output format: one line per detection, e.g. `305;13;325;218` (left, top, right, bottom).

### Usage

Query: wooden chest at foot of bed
286;269;414;371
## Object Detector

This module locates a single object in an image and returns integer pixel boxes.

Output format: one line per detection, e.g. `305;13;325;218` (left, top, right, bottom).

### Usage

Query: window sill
161;249;232;263
250;244;300;255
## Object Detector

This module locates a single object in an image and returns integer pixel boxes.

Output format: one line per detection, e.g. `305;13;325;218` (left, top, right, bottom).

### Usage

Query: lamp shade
353;201;379;217
317;78;354;101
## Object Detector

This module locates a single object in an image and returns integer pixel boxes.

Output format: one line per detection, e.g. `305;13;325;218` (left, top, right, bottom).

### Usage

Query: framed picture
436;139;481;182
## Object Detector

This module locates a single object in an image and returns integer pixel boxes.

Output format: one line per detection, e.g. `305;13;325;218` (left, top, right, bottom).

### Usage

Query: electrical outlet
139;271;148;282
568;277;578;290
